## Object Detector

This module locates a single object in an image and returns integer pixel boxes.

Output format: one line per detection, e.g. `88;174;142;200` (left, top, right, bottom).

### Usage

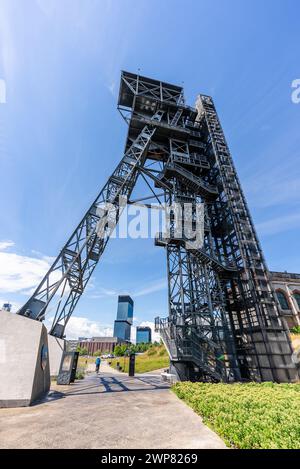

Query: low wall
48;335;66;377
0;310;50;407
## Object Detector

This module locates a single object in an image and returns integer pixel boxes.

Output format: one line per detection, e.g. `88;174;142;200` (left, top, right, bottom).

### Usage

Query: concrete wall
48;334;65;377
0;310;50;407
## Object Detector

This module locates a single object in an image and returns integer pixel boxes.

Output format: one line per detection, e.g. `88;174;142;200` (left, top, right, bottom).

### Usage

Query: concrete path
0;368;226;449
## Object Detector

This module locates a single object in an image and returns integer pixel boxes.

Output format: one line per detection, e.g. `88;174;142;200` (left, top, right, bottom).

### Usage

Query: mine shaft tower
18;71;298;383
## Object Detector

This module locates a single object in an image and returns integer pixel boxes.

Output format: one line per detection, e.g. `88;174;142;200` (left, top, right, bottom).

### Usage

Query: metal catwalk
18;71;299;383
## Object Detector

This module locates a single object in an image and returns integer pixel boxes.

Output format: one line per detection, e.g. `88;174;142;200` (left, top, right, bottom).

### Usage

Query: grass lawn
78;356;95;367
173;381;300;449
109;345;169;374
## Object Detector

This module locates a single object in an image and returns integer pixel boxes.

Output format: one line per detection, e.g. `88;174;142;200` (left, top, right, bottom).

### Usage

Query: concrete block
0;310;50;407
161;372;177;384
48;334;65;377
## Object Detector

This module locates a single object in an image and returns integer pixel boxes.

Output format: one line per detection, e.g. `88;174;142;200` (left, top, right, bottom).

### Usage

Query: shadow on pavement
34;373;170;404
66;375;169;396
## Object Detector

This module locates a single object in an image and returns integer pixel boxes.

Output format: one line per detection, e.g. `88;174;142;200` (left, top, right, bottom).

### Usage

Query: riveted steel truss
18;71;298;383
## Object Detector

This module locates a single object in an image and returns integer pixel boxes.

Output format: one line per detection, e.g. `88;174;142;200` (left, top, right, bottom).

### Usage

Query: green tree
114;344;128;356
76;346;88;356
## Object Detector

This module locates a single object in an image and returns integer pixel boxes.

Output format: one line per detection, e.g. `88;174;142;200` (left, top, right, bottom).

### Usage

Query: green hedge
173;382;300;449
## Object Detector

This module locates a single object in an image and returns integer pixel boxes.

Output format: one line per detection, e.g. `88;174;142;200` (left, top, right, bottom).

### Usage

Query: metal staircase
170;109;183;126
155;232;238;277
158;162;218;200
17;70;298;384
155;317;223;382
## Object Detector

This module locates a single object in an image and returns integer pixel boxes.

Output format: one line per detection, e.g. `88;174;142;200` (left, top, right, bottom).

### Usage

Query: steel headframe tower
18;71;298;383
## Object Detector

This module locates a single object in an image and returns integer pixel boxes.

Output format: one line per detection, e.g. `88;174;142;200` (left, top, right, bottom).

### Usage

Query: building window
276;291;290;310
293;292;300;310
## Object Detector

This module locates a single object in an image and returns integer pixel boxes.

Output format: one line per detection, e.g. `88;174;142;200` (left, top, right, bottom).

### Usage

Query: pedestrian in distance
95;356;101;374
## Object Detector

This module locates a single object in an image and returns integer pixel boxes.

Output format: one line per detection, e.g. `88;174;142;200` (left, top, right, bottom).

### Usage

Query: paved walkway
0;366;226;449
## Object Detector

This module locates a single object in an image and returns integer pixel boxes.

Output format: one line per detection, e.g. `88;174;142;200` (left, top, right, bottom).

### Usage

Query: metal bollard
128;353;135;377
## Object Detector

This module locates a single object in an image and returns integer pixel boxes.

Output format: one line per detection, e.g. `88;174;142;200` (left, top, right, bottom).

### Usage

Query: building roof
90;337;119;343
118;295;134;306
270;271;300;282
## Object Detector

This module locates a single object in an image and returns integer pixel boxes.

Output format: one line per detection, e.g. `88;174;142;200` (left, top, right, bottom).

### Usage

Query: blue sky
0;0;299;339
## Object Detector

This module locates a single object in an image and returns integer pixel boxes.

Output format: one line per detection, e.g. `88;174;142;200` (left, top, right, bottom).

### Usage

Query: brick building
77;336;127;355
270;271;300;329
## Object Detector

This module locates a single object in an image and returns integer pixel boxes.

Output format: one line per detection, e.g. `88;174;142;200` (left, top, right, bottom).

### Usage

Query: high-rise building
136;326;152;344
113;295;133;341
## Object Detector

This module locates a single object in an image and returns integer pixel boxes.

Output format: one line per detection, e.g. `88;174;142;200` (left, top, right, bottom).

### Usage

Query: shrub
291;325;300;334
114;344;129;357
76;346;89;356
75;369;85;380
173;382;300;449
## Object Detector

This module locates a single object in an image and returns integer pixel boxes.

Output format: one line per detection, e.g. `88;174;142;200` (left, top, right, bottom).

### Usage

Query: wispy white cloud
47;315;113;340
107;80;116;97
0;240;14;250
133;278;167;297
243;159;300;209
89;286;118;299
89;277;167;300
240;113;300;211
0;78;6;104
45;315;161;343
0;240;52;294
0;2;16;80
256;212;300;236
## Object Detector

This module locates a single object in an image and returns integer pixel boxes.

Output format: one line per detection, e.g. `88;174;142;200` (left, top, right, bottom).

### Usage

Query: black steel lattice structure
18;71;298;382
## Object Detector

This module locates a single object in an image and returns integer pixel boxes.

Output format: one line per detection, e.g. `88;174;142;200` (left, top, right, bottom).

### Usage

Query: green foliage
144;344;168;357
110;344;169;373
113;345;122;356
75;365;85;379
114;344;129;357
76;346;89;356
132;342;152;353
172;382;300;449
291;325;300;334
114;342;153;356
93;350;106;356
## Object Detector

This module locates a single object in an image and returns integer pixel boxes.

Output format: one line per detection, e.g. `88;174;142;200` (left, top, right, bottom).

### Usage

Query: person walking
95;356;101;374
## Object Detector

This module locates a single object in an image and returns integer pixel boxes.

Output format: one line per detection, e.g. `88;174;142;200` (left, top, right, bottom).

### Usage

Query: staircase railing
155;316;223;381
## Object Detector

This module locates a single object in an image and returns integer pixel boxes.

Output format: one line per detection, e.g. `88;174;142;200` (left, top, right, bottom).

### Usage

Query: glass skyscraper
136;326;152;344
113;295;134;341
